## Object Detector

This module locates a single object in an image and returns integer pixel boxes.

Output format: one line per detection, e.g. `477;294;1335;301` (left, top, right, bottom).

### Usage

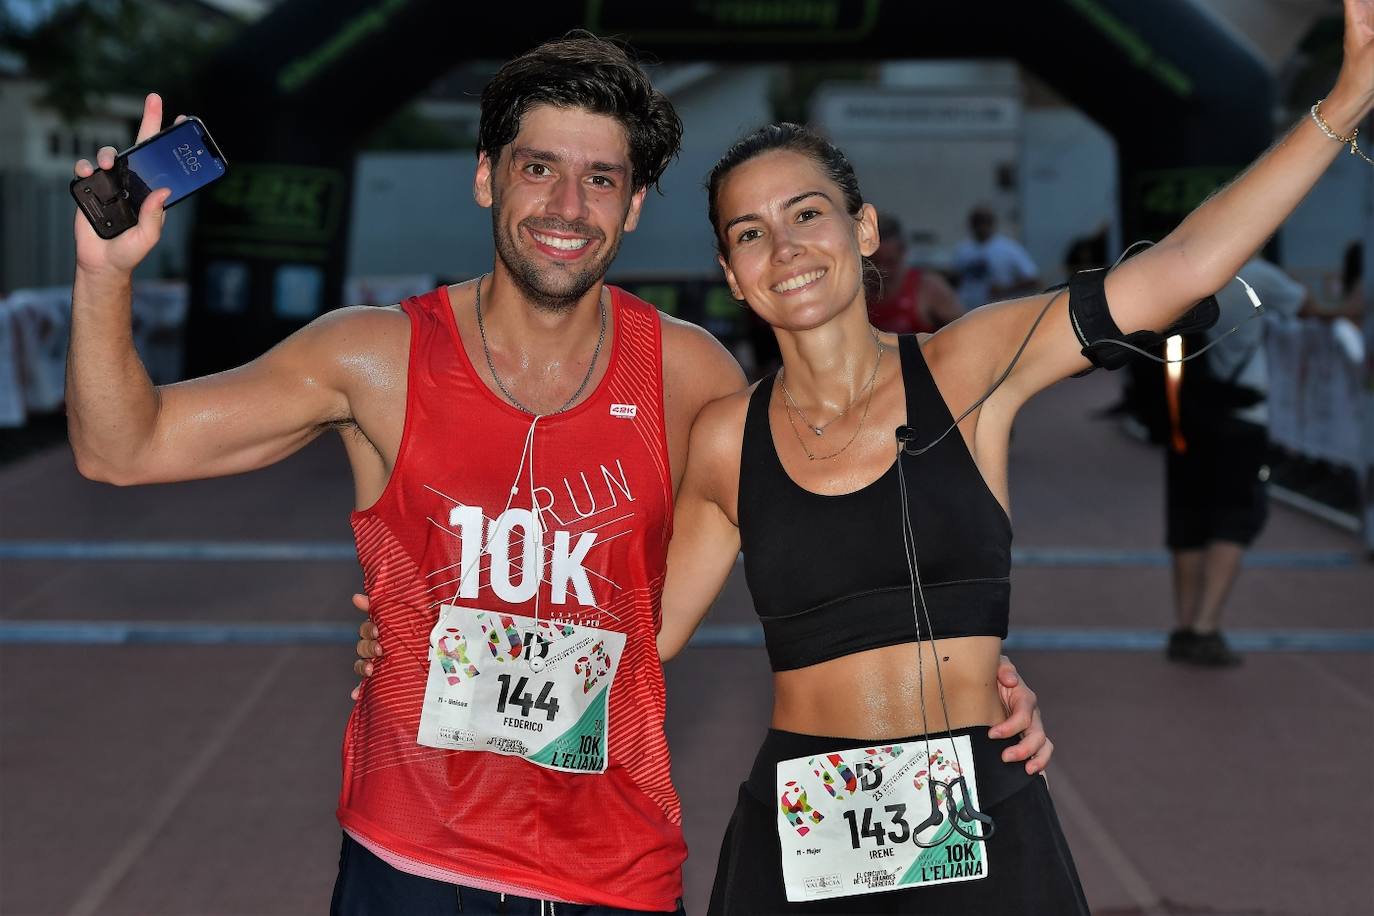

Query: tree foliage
2;0;242;122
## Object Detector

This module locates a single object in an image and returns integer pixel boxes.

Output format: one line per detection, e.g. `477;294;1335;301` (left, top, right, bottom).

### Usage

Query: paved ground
1;371;1370;915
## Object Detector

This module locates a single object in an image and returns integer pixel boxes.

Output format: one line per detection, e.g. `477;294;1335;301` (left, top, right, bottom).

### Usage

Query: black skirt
707;727;1089;915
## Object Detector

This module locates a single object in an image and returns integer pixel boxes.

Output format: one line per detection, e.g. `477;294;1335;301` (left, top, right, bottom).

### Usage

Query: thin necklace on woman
778;330;883;436
778;333;885;461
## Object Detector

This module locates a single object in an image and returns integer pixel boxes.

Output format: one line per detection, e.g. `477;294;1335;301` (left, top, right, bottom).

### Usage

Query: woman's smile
771;267;828;294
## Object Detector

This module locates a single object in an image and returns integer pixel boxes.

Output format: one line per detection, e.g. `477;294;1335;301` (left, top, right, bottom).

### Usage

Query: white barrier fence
0;276;443;429
1265;315;1367;471
0;283;188;428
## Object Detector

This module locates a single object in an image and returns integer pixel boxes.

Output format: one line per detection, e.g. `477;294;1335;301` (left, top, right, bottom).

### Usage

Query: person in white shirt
1164;257;1309;667
952;206;1040;309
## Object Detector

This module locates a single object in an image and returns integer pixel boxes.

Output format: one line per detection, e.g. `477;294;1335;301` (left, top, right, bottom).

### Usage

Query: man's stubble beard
490;188;626;314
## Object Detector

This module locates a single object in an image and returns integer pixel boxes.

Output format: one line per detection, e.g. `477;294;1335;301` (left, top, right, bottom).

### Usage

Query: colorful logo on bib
912;747;963;794
808;745;907;803
434;628;479;684
573;639;614;693
812;754;859;800
780;780;825;837
482;614;525;661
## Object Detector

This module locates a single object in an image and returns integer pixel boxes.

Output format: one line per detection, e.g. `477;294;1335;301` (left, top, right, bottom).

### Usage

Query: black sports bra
738;335;1011;672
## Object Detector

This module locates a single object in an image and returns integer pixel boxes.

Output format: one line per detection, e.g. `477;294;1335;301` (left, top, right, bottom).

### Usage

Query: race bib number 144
417;605;624;774
776;736;990;902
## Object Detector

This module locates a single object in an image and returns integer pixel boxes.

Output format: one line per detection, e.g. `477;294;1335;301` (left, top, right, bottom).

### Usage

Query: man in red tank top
868;212;964;334
66;35;1052;915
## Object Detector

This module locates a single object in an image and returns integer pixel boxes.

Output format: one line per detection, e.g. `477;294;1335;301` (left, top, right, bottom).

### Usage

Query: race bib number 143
776;736;990;902
417;605;624;774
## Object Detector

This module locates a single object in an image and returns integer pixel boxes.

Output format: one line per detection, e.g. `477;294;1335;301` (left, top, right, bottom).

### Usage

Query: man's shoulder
658;310;718;343
660;312;739;365
297;304;412;373
659;313;747;406
314;303;411;341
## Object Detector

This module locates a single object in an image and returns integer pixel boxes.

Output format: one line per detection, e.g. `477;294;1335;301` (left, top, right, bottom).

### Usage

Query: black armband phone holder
1066;267;1219;374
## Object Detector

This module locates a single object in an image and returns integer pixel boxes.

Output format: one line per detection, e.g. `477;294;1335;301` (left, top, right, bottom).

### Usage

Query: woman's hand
987;655;1052;776
349;593;383;701
964;0;1374;413
1334;0;1374;111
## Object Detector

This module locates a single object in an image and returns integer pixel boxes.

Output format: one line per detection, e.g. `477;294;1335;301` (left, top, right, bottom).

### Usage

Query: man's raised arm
66;93;383;486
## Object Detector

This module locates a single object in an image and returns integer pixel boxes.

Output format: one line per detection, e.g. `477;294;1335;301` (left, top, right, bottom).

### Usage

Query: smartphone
70;116;227;240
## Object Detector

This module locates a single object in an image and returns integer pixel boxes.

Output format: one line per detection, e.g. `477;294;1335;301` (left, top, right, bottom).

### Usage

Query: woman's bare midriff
770;636;1006;739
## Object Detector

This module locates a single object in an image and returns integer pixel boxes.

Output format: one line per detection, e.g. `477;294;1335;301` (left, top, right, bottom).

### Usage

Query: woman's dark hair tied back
479;31;683;193
706;123;866;253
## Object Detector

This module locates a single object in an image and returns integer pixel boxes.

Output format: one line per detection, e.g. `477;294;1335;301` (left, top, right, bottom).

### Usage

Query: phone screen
121;119;227;208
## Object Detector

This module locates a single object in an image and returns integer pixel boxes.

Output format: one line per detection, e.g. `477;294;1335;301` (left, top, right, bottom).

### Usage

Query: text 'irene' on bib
418;604;626;774
775;735;989;902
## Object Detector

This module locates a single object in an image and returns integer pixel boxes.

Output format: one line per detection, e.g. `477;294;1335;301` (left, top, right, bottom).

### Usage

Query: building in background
0;0;263;292
811;61;1119;291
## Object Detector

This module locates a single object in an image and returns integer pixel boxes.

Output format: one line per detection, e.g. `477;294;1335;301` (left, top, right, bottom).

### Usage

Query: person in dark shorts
1166;417;1269;558
650;10;1374;905
668;124;1090;915
330;833;687;915
1165;257;1309;667
1165;413;1268;666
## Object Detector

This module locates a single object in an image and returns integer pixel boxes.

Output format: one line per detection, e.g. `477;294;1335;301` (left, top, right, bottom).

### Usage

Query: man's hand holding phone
65;93;229;491
72;93;224;275
73;94;174;275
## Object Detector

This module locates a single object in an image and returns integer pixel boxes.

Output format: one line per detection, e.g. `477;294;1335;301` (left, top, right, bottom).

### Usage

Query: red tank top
339;285;684;909
868;267;934;334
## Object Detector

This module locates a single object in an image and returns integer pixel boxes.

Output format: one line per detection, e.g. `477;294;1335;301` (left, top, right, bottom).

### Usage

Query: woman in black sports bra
656;17;1374;906
658;127;1088;915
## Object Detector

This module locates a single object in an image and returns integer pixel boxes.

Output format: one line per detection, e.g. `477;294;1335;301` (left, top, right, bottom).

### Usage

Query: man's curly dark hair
478;31;683;193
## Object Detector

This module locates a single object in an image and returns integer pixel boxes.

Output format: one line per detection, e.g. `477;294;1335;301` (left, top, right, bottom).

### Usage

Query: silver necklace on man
474;274;607;415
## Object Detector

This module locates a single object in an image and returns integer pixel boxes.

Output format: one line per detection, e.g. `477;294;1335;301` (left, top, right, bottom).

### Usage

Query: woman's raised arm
957;0;1374;406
